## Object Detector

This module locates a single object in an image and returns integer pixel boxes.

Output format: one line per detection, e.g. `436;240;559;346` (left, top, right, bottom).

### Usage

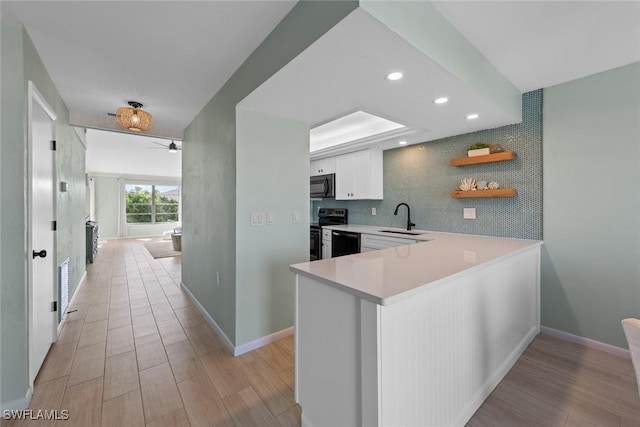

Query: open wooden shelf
450;151;516;167
450;188;517;199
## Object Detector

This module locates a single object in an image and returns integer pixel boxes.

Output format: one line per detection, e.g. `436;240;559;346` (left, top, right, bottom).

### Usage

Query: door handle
33;249;47;259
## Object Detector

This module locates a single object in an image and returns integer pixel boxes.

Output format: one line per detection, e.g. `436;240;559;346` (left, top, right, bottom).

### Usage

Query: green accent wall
182;0;358;346
1;20;86;408
235;109;309;345
542;62;640;348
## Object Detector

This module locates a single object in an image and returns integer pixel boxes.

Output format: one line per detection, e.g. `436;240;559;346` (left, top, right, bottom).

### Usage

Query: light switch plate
463;207;476;219
267;212;275;225
251;211;265;226
292;211;301;223
371;207;377;215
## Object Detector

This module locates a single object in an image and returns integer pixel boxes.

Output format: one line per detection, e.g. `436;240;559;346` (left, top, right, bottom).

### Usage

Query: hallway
9;238;299;427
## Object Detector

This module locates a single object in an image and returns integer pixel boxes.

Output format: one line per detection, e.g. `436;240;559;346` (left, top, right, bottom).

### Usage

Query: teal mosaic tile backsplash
314;90;542;240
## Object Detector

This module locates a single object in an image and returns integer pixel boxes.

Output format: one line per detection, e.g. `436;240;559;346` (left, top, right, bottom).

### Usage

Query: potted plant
467;143;491;157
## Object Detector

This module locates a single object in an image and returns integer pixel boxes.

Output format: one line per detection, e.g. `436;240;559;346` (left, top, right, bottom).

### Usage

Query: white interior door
28;81;57;385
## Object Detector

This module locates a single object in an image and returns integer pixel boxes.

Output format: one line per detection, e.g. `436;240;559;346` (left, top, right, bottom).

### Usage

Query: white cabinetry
360;234;417;252
335;149;383;200
294;247;541;427
322;228;332;259
310;157;335;176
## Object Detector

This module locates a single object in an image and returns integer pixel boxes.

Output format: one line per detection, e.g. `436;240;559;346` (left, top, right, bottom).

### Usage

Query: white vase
467;148;490;157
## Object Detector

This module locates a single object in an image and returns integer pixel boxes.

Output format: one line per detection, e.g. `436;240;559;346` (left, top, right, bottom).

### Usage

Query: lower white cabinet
360;233;417;251
294;248;541;426
335;149;383;200
322;228;332;259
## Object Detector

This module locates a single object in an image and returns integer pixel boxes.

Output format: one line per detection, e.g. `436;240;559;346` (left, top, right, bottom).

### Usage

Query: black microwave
310;173;335;199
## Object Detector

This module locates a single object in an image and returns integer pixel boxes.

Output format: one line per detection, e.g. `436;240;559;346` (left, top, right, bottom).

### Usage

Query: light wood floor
4;238;639;426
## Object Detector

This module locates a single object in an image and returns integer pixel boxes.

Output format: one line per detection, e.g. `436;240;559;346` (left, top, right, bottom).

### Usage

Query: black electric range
310;208;348;261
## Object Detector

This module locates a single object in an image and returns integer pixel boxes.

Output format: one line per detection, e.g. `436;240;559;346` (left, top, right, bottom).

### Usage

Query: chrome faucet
393;203;415;231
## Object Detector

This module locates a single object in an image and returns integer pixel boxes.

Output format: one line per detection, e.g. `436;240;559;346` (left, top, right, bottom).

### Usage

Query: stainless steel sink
379;230;424;236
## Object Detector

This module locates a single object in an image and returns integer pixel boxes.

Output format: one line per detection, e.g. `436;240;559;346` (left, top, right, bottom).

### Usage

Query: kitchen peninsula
290;230;542;427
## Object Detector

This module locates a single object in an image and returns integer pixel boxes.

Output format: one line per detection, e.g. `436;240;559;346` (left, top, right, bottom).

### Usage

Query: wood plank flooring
5;238;638;426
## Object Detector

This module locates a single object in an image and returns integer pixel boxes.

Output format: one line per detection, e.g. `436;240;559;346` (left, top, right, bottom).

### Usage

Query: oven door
310;174;335;199
310;226;321;261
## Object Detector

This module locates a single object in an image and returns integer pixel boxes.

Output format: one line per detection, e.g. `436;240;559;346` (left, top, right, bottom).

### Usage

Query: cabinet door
335;150;383;200
322;231;332;258
350;150;371;199
310;157;336;176
310;160;322;176
335;154;354;199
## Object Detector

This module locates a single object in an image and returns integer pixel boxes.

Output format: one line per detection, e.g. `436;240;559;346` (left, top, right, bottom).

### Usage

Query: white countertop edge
290;233;543;306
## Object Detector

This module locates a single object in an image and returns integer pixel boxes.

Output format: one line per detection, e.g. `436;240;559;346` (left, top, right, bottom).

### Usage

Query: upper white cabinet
310;157;335;176
335;149;383;200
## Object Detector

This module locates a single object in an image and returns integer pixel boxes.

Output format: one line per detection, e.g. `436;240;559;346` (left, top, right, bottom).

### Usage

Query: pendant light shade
168;141;178;153
116;101;153;132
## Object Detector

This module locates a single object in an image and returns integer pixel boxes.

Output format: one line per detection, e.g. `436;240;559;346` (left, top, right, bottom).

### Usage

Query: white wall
86;128;181;178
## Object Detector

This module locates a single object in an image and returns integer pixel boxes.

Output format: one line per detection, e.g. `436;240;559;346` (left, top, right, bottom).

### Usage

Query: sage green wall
182;0;358;345
1;19;29;410
1;20;86;409
542;62;640;348
235;109;309;345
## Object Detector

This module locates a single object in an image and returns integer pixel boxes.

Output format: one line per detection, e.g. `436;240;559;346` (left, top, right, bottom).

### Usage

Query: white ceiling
239;7;523;155
86;129;181;178
3;1;639;151
432;1;640;92
2;0;297;138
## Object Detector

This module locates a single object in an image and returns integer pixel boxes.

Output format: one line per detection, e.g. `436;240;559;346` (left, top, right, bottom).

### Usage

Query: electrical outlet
463;207;476;220
371;207;377;215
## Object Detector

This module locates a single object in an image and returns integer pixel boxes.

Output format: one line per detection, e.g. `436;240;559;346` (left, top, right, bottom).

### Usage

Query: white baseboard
179;282;235;354
179;282;294;357
1;387;33;412
57;270;87;335
540;326;630;360
234;326;294;357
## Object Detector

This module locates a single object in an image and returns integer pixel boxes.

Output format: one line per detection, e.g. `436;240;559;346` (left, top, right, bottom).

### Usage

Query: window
125;183;180;223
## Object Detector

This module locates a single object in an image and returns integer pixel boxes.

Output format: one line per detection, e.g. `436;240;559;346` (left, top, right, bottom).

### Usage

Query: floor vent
58;257;70;322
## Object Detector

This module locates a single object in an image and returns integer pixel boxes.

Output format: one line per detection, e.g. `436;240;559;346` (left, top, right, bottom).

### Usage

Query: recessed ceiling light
434;97;448;104
398;140;407;145
466;113;479;120
386;72;404;81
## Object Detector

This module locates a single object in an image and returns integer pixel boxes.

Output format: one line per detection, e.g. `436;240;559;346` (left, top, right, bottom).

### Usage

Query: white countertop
290;227;542;305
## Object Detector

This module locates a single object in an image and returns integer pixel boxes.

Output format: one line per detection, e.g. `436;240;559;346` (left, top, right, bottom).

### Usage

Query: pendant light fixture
116;101;153;132
168;141;178;153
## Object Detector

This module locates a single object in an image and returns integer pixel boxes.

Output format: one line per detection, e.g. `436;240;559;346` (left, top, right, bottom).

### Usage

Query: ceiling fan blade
148;140;169;148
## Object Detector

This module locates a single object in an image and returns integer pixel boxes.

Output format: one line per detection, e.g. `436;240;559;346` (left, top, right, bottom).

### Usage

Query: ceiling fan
147;140;181;153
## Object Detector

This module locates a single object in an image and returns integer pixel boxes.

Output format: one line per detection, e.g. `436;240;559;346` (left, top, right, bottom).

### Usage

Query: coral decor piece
488;182;500;190
489;144;505;153
459;178;476;191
